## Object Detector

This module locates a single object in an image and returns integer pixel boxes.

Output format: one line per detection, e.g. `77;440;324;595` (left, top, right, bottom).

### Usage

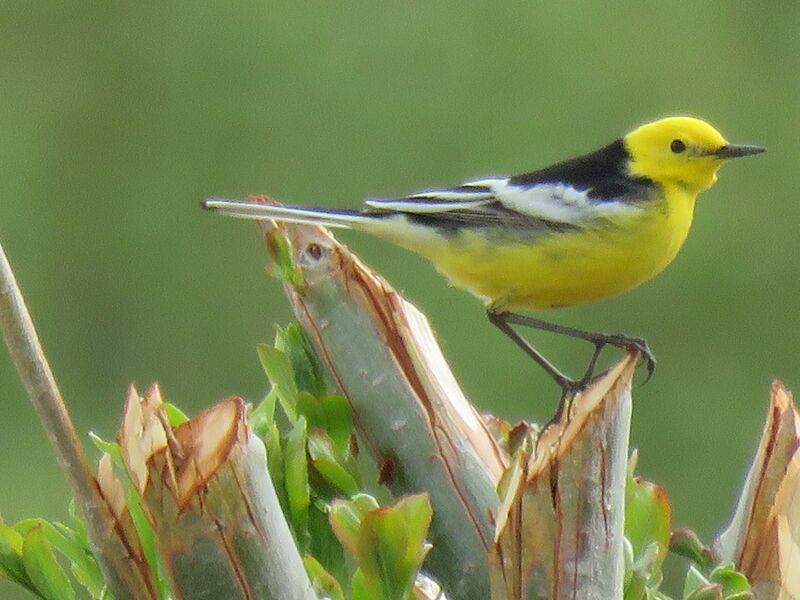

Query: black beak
713;144;766;159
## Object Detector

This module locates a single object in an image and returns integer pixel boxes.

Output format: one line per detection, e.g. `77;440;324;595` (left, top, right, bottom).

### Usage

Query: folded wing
363;175;638;232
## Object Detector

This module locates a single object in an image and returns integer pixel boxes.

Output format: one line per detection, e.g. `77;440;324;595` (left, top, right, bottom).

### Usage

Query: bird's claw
637;342;657;385
572;334;657;389
600;334;656;385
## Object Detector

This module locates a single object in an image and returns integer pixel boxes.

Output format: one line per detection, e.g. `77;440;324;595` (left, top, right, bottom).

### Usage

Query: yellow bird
204;117;764;396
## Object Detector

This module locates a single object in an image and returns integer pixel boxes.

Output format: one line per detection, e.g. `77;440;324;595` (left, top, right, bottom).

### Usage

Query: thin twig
0;240;146;600
0;241;95;501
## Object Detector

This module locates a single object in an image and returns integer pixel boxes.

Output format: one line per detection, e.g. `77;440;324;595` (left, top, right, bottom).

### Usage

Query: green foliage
0;512;108;600
125;489;170;600
683;563;752;600
88;433;123;466
21;524;74;600
265;231;304;287
622;454;751;600
328;494;380;558
162;403;189;427
285;416;312;548
255;324;434;598
0;523;37;595
624;453;672;599
356;495;433;600
254;325;359;581
329;494;432;600
670;529;717;573
257;342;300;422
677;540;752;600
307;428;360;496
275;323;327;399
303;554;345;600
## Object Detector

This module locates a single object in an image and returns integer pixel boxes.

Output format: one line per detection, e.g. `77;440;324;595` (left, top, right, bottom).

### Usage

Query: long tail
202;198;371;229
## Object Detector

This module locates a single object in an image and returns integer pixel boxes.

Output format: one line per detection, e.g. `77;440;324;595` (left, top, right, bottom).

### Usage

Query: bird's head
624;116;764;194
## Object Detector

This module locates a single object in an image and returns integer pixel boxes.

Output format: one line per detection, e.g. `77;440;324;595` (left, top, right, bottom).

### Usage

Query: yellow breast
424;187;696;310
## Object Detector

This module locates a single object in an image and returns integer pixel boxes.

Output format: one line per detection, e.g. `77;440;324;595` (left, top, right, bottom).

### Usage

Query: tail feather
202;198;367;229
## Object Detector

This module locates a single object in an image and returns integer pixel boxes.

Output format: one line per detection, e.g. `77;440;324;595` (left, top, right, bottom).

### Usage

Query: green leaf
127;487;171;599
351;568;377;600
275;323;325;398
21;524;75;600
684;583;723;600
670;528;717;574
250;388;278;441
296;392;354;459
88;432;123;467
329;494;432;600
625;475;671;570
356;494;432;600
65;501;98;588
163;402;189;427
19;519;106;600
265;230;304;286
285;416;311;547
265;420;287;509
15;520;78;561
624;541;660;600
684;565;711;599
297;392;326;431
257;343;299;422
68;558;106;600
320;395;352;455
0;523;37;593
65;502;97;581
303;554;345;600
329;494;380;558
307;504;347;588
707;562;750;597
623;537;634;589
307;428;359;495
311;457;360;496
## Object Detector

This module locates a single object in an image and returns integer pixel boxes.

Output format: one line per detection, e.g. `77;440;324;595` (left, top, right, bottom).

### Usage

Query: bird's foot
578;334;656;385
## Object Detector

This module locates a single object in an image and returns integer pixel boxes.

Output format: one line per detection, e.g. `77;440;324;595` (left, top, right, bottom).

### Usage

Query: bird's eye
670;139;687;154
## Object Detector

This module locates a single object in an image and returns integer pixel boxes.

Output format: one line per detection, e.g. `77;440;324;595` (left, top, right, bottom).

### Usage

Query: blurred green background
1;3;797;597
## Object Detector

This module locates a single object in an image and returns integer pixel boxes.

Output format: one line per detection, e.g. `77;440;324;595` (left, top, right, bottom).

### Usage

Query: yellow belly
421;194;695;310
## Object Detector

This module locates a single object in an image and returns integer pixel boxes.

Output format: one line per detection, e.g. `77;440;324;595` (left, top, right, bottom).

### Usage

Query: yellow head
624;117;764;194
